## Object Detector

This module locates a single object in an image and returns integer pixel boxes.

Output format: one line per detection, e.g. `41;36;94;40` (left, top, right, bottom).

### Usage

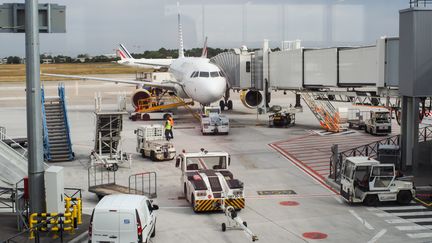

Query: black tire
107;163;118;171
364;195;379;206
141;150;146;158
150;224;156;237
184;183;187;197
397;190;413;205
191;194;197;213
219;100;225;111
150;151;157;161
142;113;150;121
227;100;233;110
131;114;137;121
221;223;226;232
243;221;247;227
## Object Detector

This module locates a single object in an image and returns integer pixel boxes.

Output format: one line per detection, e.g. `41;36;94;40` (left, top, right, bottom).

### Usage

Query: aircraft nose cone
207;77;226;101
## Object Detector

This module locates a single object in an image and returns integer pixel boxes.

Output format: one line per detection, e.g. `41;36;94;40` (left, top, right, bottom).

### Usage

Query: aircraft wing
42;73;180;90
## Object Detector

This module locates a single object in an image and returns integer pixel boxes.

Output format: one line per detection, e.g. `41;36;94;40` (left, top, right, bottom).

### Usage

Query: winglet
177;2;185;58
201;36;208;58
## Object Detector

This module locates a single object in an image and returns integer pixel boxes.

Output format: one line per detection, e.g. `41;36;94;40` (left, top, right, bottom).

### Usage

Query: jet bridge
212;37;399;93
211;37;401;131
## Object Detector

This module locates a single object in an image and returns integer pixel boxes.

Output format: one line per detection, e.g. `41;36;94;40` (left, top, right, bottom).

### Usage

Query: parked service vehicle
340;156;414;206
201;106;229;135
175;149;244;212
89;194;158;243
135;124;176;161
364;110;392;135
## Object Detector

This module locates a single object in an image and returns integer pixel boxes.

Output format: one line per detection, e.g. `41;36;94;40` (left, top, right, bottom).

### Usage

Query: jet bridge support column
399;6;432;176
400;96;419;171
295;93;302;108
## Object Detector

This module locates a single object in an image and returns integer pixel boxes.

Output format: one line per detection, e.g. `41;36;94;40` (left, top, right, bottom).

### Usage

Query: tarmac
1;78;432;242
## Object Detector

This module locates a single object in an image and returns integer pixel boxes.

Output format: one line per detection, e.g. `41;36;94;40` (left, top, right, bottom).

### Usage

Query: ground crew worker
164;117;172;141
168;115;174;139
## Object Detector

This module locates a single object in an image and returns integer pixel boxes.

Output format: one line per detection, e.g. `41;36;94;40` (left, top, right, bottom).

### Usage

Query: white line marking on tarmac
367;229;387;243
334;196;344;204
407;232;432;239
396;225;432;231
386;217;432;224
367;205;426;211
349;209;374;230
376;211;432;217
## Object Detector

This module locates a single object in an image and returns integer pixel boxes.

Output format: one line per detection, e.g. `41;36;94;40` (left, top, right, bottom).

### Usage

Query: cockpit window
192;71;199;78
199;72;209;77
190;71;196;78
219;71;225;77
210;71;219;77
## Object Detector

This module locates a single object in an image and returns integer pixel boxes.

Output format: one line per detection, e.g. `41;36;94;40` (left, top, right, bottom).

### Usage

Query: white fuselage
168;57;226;105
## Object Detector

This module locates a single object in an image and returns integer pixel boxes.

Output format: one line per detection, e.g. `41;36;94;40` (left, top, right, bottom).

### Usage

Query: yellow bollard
77;198;82;225
64;197;71;214
29;213;38;239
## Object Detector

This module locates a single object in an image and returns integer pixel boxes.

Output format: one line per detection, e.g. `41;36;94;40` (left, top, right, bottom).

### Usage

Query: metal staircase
301;91;341;133
42;84;74;162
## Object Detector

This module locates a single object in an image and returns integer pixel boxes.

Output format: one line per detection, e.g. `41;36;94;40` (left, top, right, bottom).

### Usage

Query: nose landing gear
219;100;233;111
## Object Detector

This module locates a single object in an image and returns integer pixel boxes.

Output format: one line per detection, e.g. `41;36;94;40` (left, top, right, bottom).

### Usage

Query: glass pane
210;71;219;77
186;156;226;170
199;72;209;77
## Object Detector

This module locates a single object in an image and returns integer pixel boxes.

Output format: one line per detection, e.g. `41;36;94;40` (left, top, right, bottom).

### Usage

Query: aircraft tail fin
119;44;134;59
116;49;128;60
201;36;208;58
177;2;185;58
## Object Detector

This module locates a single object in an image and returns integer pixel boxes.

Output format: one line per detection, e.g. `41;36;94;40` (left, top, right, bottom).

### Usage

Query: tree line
1;47;232;64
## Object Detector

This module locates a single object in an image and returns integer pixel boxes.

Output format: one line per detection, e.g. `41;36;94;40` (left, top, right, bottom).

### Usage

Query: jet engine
240;90;263;109
131;88;152;109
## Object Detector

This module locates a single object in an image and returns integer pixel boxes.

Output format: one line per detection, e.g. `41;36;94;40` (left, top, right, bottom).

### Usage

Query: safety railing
0;187;15;211
410;0;432;7
88;163;116;189
41;87;51;161
128;172;157;199
58;83;74;160
0;129;28;158
15;178;28;231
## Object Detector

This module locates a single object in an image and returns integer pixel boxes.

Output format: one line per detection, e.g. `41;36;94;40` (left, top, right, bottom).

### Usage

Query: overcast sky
0;0;408;57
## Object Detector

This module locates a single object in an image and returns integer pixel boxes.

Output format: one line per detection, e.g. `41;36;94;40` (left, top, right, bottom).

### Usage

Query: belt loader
135;124;176;161
175;149;244;212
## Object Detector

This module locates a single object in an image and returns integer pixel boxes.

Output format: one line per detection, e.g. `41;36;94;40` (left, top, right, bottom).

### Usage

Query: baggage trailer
175;149;244;212
88;164;157;200
347;109;370;129
135;124;176;161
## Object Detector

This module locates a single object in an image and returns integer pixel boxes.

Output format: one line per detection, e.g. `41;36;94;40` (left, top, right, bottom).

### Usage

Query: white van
89;194;158;243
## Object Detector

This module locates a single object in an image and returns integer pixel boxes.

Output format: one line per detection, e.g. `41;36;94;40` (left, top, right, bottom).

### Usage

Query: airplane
115;44;173;70
44;6;232;110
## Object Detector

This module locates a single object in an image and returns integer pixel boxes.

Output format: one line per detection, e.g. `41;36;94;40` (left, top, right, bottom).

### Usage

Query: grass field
0;63;145;82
